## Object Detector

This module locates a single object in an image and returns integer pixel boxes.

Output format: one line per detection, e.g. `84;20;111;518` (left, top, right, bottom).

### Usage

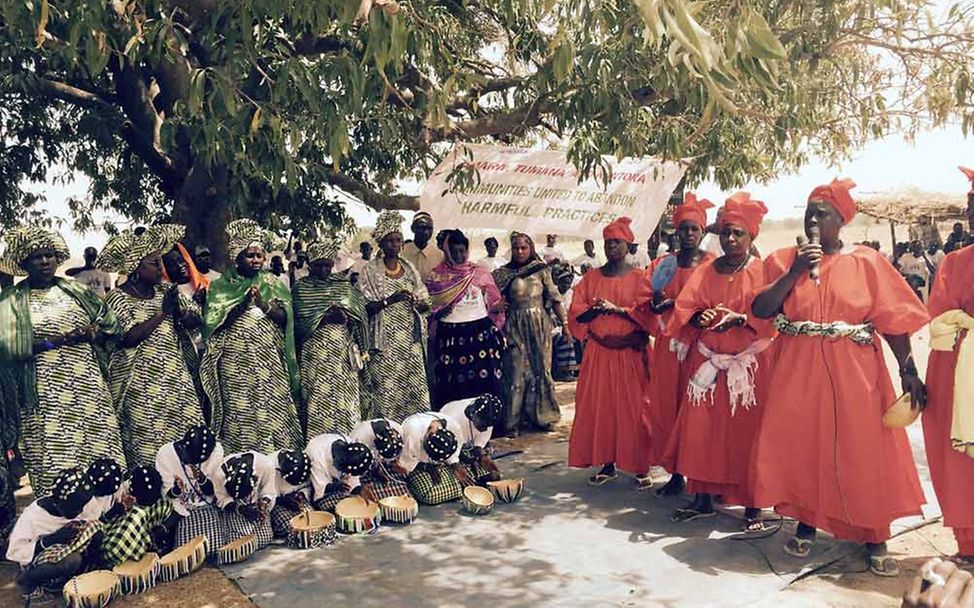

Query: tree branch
325;169;419;211
31;77;117;112
426;98;550;142
446;77;525;113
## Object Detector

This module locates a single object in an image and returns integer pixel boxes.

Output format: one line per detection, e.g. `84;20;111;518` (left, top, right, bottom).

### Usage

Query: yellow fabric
930;309;974;458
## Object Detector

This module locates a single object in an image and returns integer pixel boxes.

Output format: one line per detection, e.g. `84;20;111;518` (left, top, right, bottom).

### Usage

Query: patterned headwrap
372;210;404;243
129;465;163;507
719;192;769;238
277;450;312;486
422;428;458;464
305;237;342;262
175;424;217;465
808;178;858;223
333;440;375;476
673;192;715;229
0;226;71;276
52;467;91;504
86;458;124;497
226;219;278;261
411;211;434;227
466;394;503;428
97;224;185;276
222;454;257;500
371;420;404;461
959;166;974;195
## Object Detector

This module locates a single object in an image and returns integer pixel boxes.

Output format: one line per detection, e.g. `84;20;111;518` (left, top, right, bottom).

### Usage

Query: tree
1;0;971;262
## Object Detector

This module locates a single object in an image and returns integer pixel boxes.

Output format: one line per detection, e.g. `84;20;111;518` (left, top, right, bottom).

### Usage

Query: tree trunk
171;163;232;270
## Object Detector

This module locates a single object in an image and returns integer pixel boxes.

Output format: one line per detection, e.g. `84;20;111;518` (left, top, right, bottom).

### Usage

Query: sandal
869;555;901;578
670;507;716;523
655;475;686;497
744;517;767;533
588;472;618;486
783;537;814;558
634;475;654;491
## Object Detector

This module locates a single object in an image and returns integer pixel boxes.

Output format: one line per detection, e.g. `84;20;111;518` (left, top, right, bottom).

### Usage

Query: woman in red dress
750;178;928;577
568;217;654;486
665;193;772;530
922;169;974;560
644;193;715;495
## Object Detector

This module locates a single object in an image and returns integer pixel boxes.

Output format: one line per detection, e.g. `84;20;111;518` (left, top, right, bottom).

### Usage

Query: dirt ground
0;377;953;607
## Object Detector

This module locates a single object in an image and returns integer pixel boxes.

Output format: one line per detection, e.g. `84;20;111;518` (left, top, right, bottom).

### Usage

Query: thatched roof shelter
858;187;968;224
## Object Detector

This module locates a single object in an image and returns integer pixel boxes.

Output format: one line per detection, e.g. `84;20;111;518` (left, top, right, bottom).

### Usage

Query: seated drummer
440;394;503;485
349;419;411;500
400;412;468;505
268;449;313;539
7;468;103;606
214;451;278;551
305;434;376;512
155;425;226;555
98;466;179;567
80;458;127;523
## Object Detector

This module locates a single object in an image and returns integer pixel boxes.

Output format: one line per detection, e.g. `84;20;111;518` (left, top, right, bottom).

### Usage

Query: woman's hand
695;308;720;329
649;292;674;314
789;241;823;277
64;324;97;345
250;286;267;311
162;287;180;316
902;370;928;411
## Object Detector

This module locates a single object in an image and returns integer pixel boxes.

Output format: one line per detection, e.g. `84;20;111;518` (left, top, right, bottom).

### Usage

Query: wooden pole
889;219;897;249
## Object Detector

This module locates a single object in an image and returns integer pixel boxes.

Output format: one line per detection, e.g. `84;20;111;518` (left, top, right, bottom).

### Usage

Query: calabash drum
487;478;524;503
112;552;160;595
287;511;337;549
378;495;419;524
159;535;208;582
462;486;494;515
883;393;921;428
217;534;258;565
334;496;381;534
63;570;120;608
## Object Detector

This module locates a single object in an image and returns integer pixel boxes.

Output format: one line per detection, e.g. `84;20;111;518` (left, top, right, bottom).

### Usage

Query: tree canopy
1;0;971;255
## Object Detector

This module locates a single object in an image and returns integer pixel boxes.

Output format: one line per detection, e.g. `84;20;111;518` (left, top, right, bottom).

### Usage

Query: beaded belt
774;314;874;345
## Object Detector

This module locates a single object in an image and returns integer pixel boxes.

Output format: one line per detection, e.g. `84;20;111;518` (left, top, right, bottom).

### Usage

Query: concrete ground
0;332;954;607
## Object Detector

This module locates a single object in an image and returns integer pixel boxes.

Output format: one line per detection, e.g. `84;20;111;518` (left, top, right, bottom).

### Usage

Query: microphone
808;226;821;282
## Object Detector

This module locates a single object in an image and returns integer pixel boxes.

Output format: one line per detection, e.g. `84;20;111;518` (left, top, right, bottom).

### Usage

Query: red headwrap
673;192;714;229
719;191;768;237
808;178;857;223
959;166;974;194
603;216;635;243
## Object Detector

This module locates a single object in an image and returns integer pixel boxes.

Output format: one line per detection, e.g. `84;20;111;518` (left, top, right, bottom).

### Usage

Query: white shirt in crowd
7;501;91;565
349;418;405;465
399;412;461;474
927;249;946;269
442;285;488;324
269;450;312;501
155;440;225;516
272;273;291;290
440;398;493;450
540;245;566;264
898;253;929;280
306;434;362;499
402;242;445;281
214;451;278;510
478;256;507;271
571;252;604;270
74;268;112;296
626;249;651;269
80;485;127;521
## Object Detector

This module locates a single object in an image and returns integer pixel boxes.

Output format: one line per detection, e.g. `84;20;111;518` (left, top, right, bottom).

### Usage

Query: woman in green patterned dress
100;225;205;466
200;219;303;454
293;238;369;436
359;211;432;423
0;227;125;498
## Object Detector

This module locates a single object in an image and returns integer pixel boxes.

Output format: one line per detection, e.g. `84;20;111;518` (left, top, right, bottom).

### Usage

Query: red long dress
923;246;974;555
568;269;654;474
750;245;928;543
644;253;715;466
664;259;772;505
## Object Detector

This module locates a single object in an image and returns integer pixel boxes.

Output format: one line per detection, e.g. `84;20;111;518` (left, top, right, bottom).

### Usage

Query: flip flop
634;475;654;491
744;517;767;533
783;537;814;558
869;555;901;578
670;508;716;523
588;472;618;486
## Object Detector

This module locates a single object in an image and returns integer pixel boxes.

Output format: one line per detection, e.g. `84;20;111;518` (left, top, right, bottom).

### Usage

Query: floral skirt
433;317;504;409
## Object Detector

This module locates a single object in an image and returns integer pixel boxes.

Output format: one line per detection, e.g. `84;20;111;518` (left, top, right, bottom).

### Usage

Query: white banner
419;144;688;238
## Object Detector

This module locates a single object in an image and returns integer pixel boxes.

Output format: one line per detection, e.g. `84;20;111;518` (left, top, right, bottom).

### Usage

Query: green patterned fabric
293;274;368;436
406;465;463;505
97;225;185;276
201;270;303;454
100;499;174;567
33;520;103;566
361;270;430;423
0;226;70;277
105;286;204;466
